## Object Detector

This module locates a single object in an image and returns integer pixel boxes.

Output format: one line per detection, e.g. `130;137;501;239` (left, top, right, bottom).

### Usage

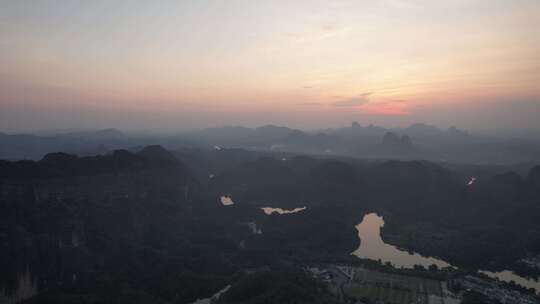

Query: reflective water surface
190;285;230;304
261;206;306;215
352;213;451;269
220;196;234;206
352;213;540;294
481;270;540;294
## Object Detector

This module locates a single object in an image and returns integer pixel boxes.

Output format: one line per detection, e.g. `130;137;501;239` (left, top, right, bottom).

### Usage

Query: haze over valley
2;1;540;304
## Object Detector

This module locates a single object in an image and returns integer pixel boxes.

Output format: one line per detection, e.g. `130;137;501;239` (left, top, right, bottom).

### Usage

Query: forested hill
2;145;540;303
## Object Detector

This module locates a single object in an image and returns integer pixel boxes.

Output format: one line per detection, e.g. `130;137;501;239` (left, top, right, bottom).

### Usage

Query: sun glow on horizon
1;0;539;130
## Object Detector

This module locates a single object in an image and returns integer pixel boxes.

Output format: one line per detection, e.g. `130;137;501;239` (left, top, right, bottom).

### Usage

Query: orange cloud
328;93;411;116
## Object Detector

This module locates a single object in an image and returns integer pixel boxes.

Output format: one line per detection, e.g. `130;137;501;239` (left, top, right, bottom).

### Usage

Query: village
306;264;539;304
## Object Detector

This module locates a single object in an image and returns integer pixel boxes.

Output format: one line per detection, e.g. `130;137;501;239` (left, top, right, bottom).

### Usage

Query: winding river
261;206;306;215
481;270;540;293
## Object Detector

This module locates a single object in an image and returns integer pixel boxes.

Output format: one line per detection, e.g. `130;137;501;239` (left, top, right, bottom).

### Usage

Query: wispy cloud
378;0;422;10
361;100;411;115
332;93;372;107
329;94;410;115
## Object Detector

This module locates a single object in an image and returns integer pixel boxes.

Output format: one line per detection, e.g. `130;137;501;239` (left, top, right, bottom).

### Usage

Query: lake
352;213;451;269
352;212;540;294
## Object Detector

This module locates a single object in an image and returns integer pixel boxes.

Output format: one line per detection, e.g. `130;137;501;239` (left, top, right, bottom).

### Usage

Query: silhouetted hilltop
137;145;179;164
1;123;539;164
0;145;185;179
41;152;79;163
528;165;540;190
57;128;126;140
403;123;442;137
255;125;296;140
283;131;342;150
381;132;413;152
0;129;134;160
447;126;469;138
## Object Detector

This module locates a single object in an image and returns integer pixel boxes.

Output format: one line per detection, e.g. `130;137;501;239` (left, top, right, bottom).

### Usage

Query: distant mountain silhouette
137;145;179;164
57;128;126;139
403;123;442;137
528;165;540;190
0;145;187;179
0;123;538;164
380;132;413;152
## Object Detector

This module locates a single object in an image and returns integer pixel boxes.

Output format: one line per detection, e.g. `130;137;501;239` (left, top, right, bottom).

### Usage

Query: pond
220;196;234;206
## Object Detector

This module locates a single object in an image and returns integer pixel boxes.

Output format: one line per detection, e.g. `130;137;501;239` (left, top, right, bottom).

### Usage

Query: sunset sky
1;0;539;131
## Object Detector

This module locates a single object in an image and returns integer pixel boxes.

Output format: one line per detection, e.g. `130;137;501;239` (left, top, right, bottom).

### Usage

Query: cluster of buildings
307;266;333;283
520;255;540;271
307;264;461;304
457;275;538;304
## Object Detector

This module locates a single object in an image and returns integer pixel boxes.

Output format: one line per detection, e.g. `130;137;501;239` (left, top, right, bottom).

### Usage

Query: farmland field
343;268;446;304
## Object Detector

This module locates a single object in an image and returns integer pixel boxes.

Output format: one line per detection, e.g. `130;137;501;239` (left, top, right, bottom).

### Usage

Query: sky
1;0;539;132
